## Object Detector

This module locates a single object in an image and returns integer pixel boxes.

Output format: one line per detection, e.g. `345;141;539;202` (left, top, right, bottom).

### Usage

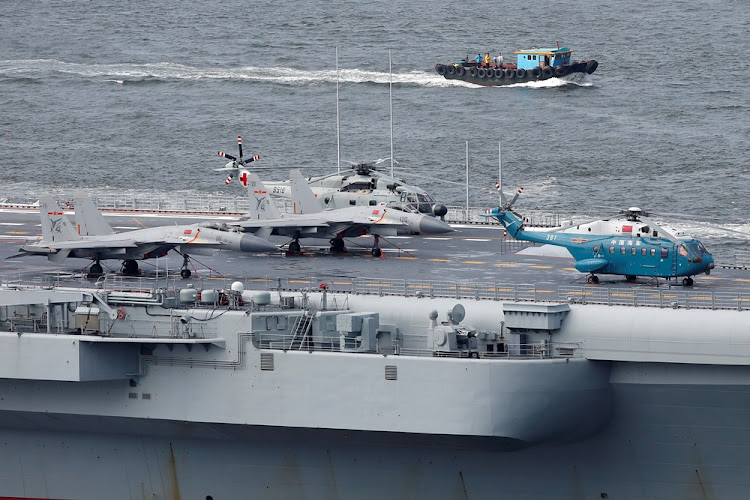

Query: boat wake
0;59;461;88
0;59;592;89
504;74;593;89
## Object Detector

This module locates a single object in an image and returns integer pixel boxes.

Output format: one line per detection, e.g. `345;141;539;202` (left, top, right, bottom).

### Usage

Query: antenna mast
389;50;394;178
498;142;502;206
336;47;341;173
465;141;470;217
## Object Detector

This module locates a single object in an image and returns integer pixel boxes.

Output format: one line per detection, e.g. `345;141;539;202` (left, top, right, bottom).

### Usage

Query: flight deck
2;206;750;307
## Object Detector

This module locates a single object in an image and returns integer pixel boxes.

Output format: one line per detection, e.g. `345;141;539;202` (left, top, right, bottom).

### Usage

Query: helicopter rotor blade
237;135;243;161
505;187;524;210
218;151;237;162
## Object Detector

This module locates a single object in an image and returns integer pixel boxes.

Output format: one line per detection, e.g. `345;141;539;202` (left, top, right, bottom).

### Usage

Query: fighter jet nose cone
419;216;453;234
240;234;278;252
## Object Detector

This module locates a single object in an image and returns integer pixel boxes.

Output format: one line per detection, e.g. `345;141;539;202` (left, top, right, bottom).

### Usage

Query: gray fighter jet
15;194;277;278
222;170;452;256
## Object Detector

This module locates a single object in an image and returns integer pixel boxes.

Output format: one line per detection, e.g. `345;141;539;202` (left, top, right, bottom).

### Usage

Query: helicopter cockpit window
689;242;709;255
679;244;689;257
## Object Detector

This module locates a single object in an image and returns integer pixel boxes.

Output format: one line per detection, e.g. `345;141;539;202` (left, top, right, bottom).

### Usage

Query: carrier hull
1;363;747;500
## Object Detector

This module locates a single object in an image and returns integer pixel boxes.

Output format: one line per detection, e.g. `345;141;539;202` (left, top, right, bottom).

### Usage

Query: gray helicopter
215;136;447;217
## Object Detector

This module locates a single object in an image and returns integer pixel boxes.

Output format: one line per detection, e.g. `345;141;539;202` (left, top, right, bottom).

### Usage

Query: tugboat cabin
515;48;572;69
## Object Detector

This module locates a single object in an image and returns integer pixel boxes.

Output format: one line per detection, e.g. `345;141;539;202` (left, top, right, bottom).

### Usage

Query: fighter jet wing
235;217;330;229
44;239;139;250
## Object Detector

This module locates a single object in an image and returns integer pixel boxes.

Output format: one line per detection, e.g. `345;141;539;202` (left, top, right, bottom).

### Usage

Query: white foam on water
0;59;593;89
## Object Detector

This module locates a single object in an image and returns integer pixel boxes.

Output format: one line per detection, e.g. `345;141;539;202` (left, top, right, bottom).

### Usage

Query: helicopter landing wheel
587;275;599;284
682;277;694;286
625;275;637;282
288;240;301;254
90;262;104;276
371;248;382;257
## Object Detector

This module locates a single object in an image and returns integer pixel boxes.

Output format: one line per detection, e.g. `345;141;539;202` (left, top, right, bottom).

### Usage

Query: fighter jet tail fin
73;192;115;236
245;173;283;220
39;196;81;242
289;169;323;214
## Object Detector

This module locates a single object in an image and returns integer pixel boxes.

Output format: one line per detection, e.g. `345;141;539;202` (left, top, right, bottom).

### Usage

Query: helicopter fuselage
486;208;714;281
264;174;443;215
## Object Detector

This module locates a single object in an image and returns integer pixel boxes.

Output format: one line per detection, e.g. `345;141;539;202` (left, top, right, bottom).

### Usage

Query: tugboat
435;46;598;86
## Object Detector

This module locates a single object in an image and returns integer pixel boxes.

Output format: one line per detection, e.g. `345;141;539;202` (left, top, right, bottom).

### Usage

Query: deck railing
4;272;750;312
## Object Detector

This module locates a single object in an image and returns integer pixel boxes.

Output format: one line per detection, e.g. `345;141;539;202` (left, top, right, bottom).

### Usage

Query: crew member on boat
494;52;504;68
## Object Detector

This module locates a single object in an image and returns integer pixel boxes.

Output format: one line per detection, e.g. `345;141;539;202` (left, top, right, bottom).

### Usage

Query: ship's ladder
289;312;313;350
671;244;679;278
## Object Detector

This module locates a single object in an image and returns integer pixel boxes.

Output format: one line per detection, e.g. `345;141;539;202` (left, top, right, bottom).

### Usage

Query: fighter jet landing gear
371;235;382;257
89;261;104;277
682;277;694;286
287;239;302;255
121;259;140;276
587;275;599;284
180;255;192;279
330;237;346;254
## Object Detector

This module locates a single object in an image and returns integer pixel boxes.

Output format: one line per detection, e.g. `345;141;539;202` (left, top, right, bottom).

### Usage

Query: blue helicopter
482;194;715;286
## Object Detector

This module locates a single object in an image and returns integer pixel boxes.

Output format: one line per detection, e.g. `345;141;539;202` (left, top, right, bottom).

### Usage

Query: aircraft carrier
1;198;750;500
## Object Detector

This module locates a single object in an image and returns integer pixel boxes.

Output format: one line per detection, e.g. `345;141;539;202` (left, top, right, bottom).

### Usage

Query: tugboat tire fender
554;66;566;77
541;66;553;78
516;68;526;78
494;68;505;79
586;60;598;74
477;68;486;78
436;64;447;75
447;65;456;75
530;67;541;78
469;67;478;77
456;65;465;76
504;68;516;79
